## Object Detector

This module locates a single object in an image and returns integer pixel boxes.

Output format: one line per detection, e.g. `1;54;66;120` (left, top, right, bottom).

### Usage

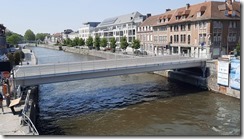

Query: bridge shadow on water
36;77;205;135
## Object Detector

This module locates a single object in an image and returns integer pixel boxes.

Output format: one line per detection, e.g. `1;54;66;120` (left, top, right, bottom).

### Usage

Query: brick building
138;0;240;58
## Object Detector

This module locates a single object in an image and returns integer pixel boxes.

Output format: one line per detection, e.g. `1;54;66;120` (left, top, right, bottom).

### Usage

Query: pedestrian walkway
22;48;37;66
0;86;29;135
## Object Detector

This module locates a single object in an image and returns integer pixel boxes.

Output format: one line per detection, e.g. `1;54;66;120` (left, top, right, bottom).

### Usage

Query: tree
78;38;85;46
66;38;72;46
6;34;22;45
236;43;240;56
110;37;117;53
36;33;48;41
100;38;108;48
73;37;80;46
6;53;14;66
24;29;35;42
131;39;141;50
86;36;93;50
120;36;129;51
94;35;101;50
63;39;67;46
13;51;23;65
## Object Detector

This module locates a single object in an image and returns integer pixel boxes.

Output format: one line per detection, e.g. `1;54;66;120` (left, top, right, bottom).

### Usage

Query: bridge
14;55;208;86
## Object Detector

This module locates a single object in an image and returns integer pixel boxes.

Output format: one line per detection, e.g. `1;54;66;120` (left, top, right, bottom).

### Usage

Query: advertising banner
230;59;240;90
217;60;229;86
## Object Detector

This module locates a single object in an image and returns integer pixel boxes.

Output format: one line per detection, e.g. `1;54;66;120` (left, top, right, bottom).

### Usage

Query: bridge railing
14;55;208;78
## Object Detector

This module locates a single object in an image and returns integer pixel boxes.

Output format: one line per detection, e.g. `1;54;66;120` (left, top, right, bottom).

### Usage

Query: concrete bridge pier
201;61;207;78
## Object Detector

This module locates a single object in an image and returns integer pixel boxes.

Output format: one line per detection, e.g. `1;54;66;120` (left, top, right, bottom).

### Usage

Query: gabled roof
151;1;240;26
139;14;162;27
97;11;143;28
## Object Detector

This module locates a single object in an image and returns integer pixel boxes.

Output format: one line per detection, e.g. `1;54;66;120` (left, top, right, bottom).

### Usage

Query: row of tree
62;36;140;53
6;29;48;46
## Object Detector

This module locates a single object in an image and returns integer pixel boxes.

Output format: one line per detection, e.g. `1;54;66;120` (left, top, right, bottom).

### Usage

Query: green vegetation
94;35;101;50
236;43;240;56
72;37;80;47
78;38;85;46
100;38;108;48
24;29;36;42
110;37;116;53
36;33;49;42
6;34;22;46
12;50;25;65
131;39;140;50
6;53;14;66
120;36;129;51
86;36;93;50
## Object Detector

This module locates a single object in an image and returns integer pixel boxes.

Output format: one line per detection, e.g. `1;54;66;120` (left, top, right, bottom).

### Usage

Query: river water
31;46;240;136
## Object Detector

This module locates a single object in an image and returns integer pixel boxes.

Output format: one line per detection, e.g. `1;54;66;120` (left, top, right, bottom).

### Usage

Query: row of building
43;0;241;58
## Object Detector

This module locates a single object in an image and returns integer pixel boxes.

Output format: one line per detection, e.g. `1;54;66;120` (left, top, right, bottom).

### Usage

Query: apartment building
138;0;240;58
94;12;148;47
68;31;79;40
0;24;7;55
78;22;100;41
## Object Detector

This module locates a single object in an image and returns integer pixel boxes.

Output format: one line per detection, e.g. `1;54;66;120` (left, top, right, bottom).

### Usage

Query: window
181;25;186;31
188;35;191;44
203;22;206;28
233;33;236;42
233;22;236;28
154;36;158;42
159;36;163;42
188;24;191;31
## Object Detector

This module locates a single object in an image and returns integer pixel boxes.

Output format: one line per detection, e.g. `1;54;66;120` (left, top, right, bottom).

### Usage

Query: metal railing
21;90;39;135
14;55;209;79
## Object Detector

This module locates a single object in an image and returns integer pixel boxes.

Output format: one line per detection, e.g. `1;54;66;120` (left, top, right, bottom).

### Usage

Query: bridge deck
14;55;207;86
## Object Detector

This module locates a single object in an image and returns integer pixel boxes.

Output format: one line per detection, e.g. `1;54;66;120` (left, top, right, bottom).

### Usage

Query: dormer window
197;6;206;17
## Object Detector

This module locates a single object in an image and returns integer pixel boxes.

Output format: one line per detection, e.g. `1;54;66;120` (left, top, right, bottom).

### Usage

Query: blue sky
0;0;239;35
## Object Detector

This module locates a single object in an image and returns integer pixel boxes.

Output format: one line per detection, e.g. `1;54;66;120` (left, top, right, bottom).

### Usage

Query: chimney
166;9;171;12
186;3;190;9
147;13;151;18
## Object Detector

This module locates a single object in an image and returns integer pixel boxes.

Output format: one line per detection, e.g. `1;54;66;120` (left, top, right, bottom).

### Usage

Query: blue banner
230;59;240;90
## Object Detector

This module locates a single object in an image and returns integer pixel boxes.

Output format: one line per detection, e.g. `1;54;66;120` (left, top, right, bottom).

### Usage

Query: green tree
131;39;141;50
110;37;117;53
6;53;14;66
24;29;35;42
94;35;101;50
86;36;93;50
36;33;48;41
6;34;21;45
66;38;72;46
120;36;129;51
100;38;108;48
78;38;85;46
13;51;21;65
236;43;240;56
73;37;80;46
63;39;67;46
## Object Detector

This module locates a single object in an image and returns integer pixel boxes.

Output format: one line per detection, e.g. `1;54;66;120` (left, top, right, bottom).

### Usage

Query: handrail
21;90;39;135
21;112;39;135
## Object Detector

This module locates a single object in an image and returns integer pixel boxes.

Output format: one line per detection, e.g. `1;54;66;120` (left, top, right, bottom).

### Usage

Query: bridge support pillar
201;61;207;78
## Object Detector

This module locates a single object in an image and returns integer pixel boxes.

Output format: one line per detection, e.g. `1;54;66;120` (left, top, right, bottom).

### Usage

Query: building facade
78;22;100;41
0;24;7;55
68;31;79;40
138;0;240;58
94;12;148;47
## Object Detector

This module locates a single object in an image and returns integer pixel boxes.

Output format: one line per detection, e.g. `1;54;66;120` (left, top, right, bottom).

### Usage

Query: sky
0;0;241;35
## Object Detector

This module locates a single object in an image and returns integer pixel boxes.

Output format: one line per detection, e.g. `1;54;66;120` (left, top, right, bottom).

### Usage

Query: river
30;46;240;135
